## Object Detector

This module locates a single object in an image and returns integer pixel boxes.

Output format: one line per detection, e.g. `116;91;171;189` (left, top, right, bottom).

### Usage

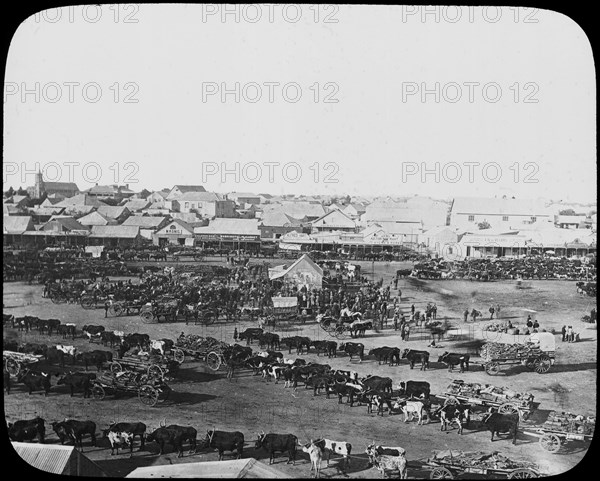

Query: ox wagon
437;380;535;420
174;334;229;371
91;370;171;407
108;298;147;317
108;354;181;380
139;297;219;325
480;333;556;376
522;411;595;454
3;350;42;377
424;450;540;479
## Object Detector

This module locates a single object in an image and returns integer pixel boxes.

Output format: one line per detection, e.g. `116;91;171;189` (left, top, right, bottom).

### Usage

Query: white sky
3;5;596;203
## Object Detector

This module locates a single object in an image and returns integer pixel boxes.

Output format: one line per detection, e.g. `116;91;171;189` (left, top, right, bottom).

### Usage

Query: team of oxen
5;317;518;478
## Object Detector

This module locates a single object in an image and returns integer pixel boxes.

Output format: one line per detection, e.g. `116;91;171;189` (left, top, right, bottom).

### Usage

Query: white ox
56;344;77;357
107;431;134;457
398;400;428;425
313;438;352;469
372;454;407;479
302;441;323;478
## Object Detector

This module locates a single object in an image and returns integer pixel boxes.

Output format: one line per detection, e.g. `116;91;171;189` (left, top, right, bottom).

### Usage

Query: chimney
126;184;129;189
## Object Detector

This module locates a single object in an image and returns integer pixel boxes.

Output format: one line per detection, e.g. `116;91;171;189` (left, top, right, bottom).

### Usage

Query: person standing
496;304;501;319
411;304;415;316
489;305;495;320
233;327;238;342
104;300;110;318
561;325;567;342
432;303;437;320
464;309;469;323
567;325;574;342
404;324;410;341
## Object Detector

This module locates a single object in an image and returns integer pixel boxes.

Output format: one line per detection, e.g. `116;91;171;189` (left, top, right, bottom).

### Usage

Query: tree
4;186;15;197
139;188;151;199
478;220;491;230
559;209;577;216
16;186;29;196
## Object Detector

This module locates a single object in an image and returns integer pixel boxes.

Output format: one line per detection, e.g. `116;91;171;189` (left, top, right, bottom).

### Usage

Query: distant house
171;192;235;218
153;219;195;246
77;211;118;227
3;215;34;235
146;190;170;204
262;202;326;221
311;209;356;233
55;194;105;208
259;211;304;240
89;225;143;247
555;215;587;229
269;253;323;289
121;199;151;213
122;215;169;240
451;197;552;230
167;185;206;200
229;192;261;205
41;216;87;233
422;226;461;255
85;184;135;201
194;218;261;251
96;205;131;223
343;203;367;219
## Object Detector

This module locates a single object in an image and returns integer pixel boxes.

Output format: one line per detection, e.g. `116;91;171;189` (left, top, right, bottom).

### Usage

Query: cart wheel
443;396;459;406
520;411;530;421
110;362;123;373
138;385;159;406
508;468;538;478
540;433;561;453
334;327;348;339
525;358;536;371
147;364;164;379
109;304;124;317
173;348;185;364
81;297;94;309
485;362;501;375
430;467;454;479
206;352;222;371
534;356;552;374
140;310;156;324
92;385;106;400
5;359;20;377
499;403;519;415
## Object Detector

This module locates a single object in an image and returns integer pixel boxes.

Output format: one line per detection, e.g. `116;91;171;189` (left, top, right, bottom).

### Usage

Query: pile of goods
480;341;541;360
445;380;534;407
484;323;511;332
543;411;595;435
176;334;229;352
429;450;538;471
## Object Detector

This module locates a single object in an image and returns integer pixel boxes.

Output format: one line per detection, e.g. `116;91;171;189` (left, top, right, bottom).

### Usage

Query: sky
3;5;596;203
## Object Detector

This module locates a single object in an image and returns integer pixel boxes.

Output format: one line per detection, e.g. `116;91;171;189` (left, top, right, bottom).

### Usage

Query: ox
437;352;470;373
17;369;51;396
302;441;323;478
255;431;297;465
482;412;519;444
438;405;470;434
102;422;146;455
339;342;365;361
51;419;96;451
401;349;430;370
56;372;96;397
311;438;352;469
397;400;428;425
203;429;244;460
397;380;430;399
8;417;45;443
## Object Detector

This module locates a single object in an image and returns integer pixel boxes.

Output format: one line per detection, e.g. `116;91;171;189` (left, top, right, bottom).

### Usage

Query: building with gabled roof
121;199;151;212
122;215;170;239
41;216;88;233
3;215;34;234
96;205;130;222
85;183;135;200
27;170;80;199
55;194;105;208
171;192;235;218
259;210;305;240
153;218;195;246
12;442;107;477
77;210;118;226
311;209;356;233
89;225;143;246
126;458;287;478
167;184;206;200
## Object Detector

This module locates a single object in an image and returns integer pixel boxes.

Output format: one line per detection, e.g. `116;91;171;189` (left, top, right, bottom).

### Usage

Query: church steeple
34;168;44;199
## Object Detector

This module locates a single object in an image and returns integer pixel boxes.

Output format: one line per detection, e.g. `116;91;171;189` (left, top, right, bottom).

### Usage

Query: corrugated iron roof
126;458;287;478
12;442;107;476
122;216;168;228
90;225;140;238
194;218;260;236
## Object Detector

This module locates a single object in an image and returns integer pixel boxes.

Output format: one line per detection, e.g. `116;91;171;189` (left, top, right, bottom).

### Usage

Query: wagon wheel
110;361;123;373
485;361;501;376
109;303;124;317
334;326;348;339
534;356;552;374
80;297;94;309
206;352;222;371
508;468;539;478
539;433;561;453
92;385;106;400
140;310;156;324
443;396;459;406
430;467;454;479
147;364;164;379
5;358;20;377
173;348;185;364
498;403;520;416
138;384;159;406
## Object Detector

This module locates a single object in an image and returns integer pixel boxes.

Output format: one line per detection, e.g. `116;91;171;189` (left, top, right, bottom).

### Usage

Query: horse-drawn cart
438;380;535;420
108;354;180;380
522;411;595;454
174;334;229;371
425;450;540;479
91;370;171;407
480;333;556;376
139;297;219;325
3;350;42;377
318;314;350;339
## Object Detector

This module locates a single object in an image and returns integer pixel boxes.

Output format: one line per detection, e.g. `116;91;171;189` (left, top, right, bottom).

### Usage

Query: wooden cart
174;335;228;371
3;350;42;377
438;380;534;420
318;315;351;339
481;333;556;376
425;450;540;479
91;370;171;407
522;411;595;453
108;354;180;380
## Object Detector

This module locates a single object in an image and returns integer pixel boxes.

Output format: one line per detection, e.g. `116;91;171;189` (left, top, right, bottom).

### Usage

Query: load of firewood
429;450;538;471
543;411;595;435
445;380;534;405
480;341;540;360
175;334;228;351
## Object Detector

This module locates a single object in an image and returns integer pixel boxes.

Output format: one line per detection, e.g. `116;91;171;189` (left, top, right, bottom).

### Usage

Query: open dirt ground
3;261;596;478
